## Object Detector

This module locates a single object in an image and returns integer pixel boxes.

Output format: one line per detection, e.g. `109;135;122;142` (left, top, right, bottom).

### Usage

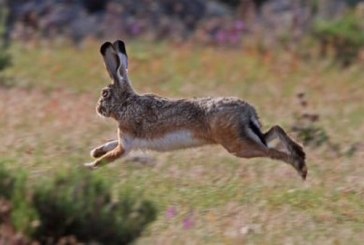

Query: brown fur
85;40;307;180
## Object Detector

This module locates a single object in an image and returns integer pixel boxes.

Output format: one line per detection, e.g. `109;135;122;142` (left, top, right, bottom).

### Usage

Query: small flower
183;214;195;230
166;206;177;219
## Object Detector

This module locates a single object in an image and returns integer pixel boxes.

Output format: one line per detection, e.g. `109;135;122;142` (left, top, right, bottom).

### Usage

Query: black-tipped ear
100;41;119;80
100;41;112;56
112;40;128;71
113;40;127;57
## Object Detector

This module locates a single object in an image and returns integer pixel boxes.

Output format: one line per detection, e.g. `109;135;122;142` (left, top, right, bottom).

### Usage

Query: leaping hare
85;40;307;179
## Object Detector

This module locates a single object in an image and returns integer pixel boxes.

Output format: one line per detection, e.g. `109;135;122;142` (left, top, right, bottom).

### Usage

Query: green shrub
313;13;364;66
0;51;10;71
0;162;17;199
0;160;38;234
0;2;11;72
0;162;157;244
32;169;157;244
10;172;37;235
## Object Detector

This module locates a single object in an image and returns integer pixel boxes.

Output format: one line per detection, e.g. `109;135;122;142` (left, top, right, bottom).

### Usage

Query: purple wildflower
183;214;195;230
166;206;177;219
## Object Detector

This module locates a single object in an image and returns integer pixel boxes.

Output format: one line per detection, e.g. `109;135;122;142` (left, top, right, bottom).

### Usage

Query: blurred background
2;0;364;60
0;0;364;244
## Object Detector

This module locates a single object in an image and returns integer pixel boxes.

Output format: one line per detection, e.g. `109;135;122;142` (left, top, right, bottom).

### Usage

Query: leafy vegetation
313;13;364;66
0;162;17;199
0;162;157;244
33;168;157;244
0;3;11;72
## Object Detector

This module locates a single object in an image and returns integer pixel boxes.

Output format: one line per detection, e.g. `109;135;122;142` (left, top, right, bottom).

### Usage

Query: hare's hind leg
85;144;126;169
219;127;307;179
90;140;118;158
263;125;306;173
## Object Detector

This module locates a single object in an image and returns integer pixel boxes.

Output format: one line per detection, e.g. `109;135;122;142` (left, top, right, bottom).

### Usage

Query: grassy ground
1;40;364;244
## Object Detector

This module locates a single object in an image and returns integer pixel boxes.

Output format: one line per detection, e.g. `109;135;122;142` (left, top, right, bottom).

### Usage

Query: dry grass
1;40;364;244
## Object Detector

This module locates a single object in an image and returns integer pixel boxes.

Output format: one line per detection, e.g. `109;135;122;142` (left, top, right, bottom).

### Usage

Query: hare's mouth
96;104;109;117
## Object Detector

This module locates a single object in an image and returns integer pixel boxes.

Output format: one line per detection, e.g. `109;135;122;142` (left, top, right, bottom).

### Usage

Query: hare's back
198;97;258;121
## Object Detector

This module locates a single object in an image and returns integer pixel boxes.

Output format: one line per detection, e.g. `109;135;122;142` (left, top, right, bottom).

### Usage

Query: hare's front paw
90;148;107;158
84;162;98;170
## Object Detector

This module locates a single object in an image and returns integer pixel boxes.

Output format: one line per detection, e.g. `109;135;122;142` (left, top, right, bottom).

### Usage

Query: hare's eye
102;90;109;98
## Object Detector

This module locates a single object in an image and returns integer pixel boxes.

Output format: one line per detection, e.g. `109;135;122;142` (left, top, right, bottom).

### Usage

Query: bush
0;2;11;72
0;163;17;199
313;13;364;66
32;169;157;244
0;162;157;244
0;51;10;71
0;160;36;236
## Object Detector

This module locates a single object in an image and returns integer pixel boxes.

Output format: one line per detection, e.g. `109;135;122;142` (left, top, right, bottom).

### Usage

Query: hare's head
97;40;133;118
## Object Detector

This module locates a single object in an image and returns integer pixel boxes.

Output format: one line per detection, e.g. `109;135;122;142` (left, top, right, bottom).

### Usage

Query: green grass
1;40;364;244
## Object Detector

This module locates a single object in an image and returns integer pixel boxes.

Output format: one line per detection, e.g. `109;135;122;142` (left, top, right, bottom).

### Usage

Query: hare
84;40;307;180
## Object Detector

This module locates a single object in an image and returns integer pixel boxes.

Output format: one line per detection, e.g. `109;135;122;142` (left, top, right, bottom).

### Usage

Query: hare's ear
112;40;128;77
100;41;119;80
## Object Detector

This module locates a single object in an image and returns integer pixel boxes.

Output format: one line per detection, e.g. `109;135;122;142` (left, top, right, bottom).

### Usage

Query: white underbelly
123;130;205;152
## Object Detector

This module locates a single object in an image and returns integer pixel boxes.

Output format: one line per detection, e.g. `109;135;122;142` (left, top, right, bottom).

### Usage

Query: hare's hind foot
293;157;307;180
267;148;307;180
235;146;307;180
288;140;307;180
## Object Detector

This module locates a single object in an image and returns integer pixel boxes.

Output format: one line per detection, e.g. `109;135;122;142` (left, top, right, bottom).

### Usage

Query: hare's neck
124;88;138;98
122;86;137;97
112;92;139;121
123;77;135;94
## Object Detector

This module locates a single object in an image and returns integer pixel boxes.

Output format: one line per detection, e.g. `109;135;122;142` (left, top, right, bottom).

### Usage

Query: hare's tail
248;119;267;147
